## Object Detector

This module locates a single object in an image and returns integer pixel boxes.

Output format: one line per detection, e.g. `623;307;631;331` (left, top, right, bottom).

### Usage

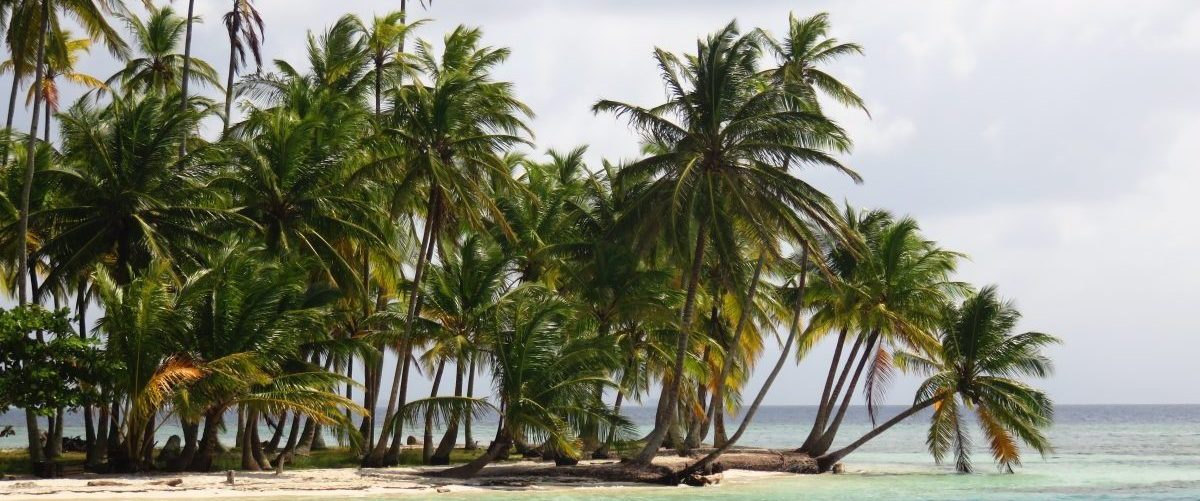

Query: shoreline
0;450;815;500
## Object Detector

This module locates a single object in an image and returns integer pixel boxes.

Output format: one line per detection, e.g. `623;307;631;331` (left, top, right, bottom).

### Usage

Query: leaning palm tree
362;24;532;466
815;286;1057;472
435;288;629;478
107;5;220;94
797;210;967;458
594;21;856;464
220;0;264;133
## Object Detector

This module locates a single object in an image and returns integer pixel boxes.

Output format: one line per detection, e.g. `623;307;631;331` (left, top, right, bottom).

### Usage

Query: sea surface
4;404;1199;500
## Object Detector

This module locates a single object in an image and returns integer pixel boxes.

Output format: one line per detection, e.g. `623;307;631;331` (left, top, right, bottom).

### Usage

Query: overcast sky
8;0;1199;406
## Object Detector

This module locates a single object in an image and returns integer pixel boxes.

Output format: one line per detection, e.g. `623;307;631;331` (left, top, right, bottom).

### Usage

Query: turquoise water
5;405;1199;499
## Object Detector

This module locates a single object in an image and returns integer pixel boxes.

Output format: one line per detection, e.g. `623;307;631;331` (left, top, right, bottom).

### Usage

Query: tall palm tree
686;10;870;468
11;0;125;466
357;11;422;123
594;21;856;465
107;5;220;94
815;286;1057;472
221;0;263;134
761;12;868;116
363;25;532;466
177;0;195;155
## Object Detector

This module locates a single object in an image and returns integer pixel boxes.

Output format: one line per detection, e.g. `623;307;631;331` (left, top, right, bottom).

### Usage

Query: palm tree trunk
679;251;809;478
464;355;476;450
234;406;245;452
265;411;286;453
431;361;463;464
279;411;302;458
422;359;446;464
179;0;196;154
365;190;440;465
18;0;50;467
189;409;222;471
812;331;880;456
799;329;865;454
816;396;941;472
222;38;237;135
704;255;766;447
437;428;511;479
799;327;848;452
2;71;20;164
90;402;110;470
172;419;199;470
632;224;708;465
382;346;413;463
241;409;260;470
250;413;272;470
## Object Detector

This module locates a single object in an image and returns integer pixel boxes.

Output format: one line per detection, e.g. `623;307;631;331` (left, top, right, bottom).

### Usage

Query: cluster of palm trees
0;0;1057;480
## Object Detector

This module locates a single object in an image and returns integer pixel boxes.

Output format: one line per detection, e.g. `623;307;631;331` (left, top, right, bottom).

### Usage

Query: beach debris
149;478;184;487
10;481;35;488
436;487;451;493
682;472;722;487
86;480;130;487
406;436;421;445
226;470;236;485
831;462;845;474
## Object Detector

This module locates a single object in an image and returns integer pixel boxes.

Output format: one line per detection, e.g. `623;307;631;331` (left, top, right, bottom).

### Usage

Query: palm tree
31;92;236;287
362;24;532;466
221;107;382;293
761;12;868;116
175;245;363;471
797;209;967;458
418;235;507;464
815;286;1057;472
221;0;263;134
107;5;220;94
92;261;203;471
435;288;628;478
14;33;107;142
594;21;856;464
177;0;196;155
357;11;422;123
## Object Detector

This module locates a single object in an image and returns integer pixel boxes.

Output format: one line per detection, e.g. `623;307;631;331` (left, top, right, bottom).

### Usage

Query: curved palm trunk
631;225;708;465
365;190;441;466
179;0;196;155
816;396;940;472
799;329;865;454
18;0;50;467
431;361;464;464
799;327;848;452
2;72;20;164
437;428;511;478
680;251;809;479
811;331;880;456
189;409;223;471
704;255;766;446
240;409;260;470
422;359;446;464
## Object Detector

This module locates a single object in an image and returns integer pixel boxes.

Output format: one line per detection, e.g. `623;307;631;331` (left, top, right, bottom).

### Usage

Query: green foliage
0;305;105;415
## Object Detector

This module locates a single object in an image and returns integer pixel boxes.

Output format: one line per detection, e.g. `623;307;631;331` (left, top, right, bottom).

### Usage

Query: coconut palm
92;261;203;471
173;245;362;471
435;288;629;478
220;107;383;293
363;24;532;466
594;21;856;464
30;92;236;288
106;5;220;94
220;0;263;133
357;11;422;122
761;12;868;115
797;209;967;458
815;286;1057;472
9;33;107;143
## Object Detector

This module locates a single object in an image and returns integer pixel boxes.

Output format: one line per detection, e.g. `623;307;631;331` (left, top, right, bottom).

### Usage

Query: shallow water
4;405;1199;499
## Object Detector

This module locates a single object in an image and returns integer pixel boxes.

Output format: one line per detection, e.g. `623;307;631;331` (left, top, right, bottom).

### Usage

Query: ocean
3;404;1199;500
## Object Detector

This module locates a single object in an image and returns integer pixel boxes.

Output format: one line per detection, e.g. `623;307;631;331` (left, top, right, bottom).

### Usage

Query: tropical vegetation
0;2;1057;482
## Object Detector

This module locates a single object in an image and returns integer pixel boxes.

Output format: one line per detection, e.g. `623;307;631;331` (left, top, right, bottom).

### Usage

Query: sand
0;454;804;500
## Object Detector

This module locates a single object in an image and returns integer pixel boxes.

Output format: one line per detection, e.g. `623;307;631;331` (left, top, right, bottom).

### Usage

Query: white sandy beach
0;458;783;500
